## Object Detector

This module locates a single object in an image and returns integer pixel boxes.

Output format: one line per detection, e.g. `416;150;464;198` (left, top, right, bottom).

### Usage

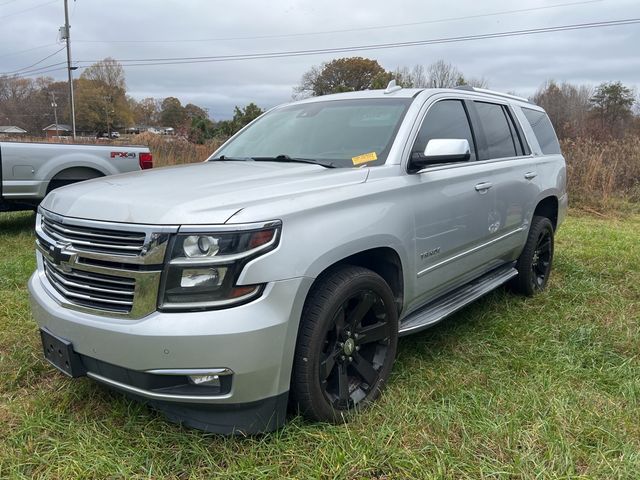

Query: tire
510;215;555;296
291;265;399;423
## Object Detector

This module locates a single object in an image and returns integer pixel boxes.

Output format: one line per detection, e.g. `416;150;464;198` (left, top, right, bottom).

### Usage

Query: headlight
159;222;280;311
182;235;220;258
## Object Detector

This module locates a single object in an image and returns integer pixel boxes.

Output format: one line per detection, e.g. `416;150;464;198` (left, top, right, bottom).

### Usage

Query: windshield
211;98;412;168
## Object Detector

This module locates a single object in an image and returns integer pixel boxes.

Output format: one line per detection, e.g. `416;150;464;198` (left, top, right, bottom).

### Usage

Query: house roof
0;126;27;133
42;123;71;131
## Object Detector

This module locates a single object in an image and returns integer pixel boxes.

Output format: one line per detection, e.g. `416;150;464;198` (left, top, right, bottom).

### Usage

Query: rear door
466;100;537;263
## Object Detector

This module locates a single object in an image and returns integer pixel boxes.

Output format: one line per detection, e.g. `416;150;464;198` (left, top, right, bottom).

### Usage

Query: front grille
43;257;135;314
41;216;146;256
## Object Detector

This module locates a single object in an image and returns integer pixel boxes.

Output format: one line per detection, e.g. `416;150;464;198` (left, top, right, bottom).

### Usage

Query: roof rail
453;85;530;103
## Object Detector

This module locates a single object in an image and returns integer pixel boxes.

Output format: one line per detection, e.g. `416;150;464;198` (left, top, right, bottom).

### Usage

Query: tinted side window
522;108;561;155
474;102;518;159
414;100;476;161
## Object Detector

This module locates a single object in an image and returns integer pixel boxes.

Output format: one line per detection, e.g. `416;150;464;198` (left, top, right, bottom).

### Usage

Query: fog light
180;267;226;288
188;374;221;387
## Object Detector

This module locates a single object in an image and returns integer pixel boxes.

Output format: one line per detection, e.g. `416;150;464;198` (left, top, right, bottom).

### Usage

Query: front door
407;99;498;311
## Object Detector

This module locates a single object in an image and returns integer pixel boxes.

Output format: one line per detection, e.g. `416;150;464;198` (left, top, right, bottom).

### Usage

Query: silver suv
28;85;568;434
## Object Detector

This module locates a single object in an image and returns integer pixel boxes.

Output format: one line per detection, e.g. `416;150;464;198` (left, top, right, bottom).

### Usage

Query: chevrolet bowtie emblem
49;242;72;267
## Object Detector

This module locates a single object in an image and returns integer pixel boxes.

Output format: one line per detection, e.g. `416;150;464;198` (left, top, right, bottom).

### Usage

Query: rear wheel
46;169;104;194
291;266;398;422
511;215;554;296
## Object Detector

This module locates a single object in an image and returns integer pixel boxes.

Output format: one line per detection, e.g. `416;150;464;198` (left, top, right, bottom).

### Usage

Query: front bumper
29;272;313;432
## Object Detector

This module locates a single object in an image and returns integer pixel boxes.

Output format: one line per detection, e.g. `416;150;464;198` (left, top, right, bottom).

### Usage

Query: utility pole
62;0;76;139
51;92;59;138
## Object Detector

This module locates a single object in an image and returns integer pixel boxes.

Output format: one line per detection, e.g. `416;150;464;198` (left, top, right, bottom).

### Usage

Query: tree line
294;56;638;140
2;55;638;143
0;57;264;143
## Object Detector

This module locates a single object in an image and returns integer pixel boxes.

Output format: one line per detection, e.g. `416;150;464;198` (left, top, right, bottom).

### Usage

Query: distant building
0;126;27;135
43;124;72;138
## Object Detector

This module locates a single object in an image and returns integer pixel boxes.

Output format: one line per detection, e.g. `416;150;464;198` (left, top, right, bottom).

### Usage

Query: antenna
384;79;403;94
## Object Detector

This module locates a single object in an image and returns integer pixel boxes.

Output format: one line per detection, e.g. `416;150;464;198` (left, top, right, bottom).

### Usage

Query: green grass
1;211;639;479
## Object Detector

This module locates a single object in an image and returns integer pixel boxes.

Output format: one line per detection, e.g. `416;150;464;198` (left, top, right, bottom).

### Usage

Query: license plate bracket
40;328;86;378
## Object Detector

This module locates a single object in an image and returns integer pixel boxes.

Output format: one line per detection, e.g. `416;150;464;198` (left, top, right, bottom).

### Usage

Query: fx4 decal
110;152;137;159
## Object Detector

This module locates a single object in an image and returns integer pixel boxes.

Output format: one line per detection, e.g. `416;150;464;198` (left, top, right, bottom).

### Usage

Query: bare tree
411;64;427;87
426;60;462;88
533;80;592;138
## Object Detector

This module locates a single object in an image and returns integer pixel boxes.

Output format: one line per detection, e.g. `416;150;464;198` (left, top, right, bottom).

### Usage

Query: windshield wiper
251;155;336;169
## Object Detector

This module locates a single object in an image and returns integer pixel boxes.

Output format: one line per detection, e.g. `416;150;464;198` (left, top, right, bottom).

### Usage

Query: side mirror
409;138;471;172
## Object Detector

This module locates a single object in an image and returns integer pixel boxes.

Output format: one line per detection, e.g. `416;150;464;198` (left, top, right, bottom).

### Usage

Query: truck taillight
139;152;153;170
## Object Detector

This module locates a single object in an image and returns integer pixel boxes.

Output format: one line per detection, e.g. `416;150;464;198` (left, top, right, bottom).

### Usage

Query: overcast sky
1;0;639;119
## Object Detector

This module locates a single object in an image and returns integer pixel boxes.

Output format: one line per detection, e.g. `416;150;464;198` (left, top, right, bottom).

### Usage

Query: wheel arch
49;166;106;181
532;195;559;230
305;246;405;315
46;166;106;194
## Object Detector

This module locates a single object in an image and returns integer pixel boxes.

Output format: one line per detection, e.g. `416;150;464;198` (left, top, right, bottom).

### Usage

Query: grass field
0;211;638;479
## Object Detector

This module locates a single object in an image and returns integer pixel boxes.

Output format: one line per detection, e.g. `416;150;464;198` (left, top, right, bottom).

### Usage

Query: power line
73;0;604;45
74;17;640;68
0;43;59;60
1;46;65;75
2;62;69;78
0;0;57;20
8;17;640;79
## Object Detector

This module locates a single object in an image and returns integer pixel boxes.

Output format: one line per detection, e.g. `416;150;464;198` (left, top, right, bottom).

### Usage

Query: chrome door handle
524;171;538;180
474;182;493;192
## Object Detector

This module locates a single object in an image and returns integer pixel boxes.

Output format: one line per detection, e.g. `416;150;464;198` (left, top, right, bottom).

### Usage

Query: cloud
1;0;638;119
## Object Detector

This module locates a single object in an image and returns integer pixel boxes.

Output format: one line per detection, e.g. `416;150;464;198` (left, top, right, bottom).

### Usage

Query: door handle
524;171;538;180
474;182;493;192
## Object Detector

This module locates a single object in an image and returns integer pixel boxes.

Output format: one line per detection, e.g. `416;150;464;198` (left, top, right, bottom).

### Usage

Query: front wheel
291;266;398;423
510;215;555;296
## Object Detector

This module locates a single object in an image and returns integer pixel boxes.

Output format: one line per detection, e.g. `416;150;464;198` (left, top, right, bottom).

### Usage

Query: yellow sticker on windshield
352;151;377;165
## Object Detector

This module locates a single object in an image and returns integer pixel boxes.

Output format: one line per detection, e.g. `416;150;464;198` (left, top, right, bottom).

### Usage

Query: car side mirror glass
409;138;471;172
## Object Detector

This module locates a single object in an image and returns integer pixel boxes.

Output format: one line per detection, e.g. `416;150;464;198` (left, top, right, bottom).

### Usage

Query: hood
42;161;369;225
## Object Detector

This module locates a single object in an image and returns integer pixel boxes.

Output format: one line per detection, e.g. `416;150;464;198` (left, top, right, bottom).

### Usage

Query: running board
399;265;518;336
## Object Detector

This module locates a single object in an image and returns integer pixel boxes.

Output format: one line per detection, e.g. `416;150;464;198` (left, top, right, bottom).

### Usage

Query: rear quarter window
522;108;561;155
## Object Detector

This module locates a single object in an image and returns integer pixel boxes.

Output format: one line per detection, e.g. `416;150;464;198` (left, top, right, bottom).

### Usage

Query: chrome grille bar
35;209;177;319
42;220;146;243
42;216;146;255
44;259;134;312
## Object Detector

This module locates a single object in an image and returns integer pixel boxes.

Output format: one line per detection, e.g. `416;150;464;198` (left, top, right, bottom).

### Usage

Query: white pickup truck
0;141;153;212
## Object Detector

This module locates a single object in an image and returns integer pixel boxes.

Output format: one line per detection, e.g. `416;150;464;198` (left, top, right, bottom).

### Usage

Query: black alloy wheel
531;227;552;290
511;215;555;296
292;266;398;422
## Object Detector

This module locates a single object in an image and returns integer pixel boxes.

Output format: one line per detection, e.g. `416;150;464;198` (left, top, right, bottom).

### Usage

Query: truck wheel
511;215;555;296
291;266;398;423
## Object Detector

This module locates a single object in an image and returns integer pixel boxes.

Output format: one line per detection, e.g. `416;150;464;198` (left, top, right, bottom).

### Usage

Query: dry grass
134;133;220;167
3;134;639;211
562;136;640;212
0;134;219;167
